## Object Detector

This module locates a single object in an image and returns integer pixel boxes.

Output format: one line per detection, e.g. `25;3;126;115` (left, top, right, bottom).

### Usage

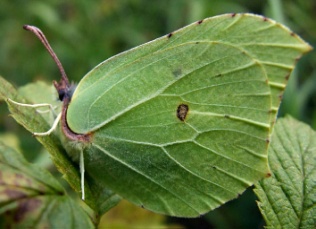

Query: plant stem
268;0;285;24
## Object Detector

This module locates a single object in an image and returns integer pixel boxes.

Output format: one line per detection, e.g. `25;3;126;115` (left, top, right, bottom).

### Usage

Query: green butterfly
9;13;311;217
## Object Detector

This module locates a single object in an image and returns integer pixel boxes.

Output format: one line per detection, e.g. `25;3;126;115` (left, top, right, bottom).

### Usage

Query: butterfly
10;13;311;217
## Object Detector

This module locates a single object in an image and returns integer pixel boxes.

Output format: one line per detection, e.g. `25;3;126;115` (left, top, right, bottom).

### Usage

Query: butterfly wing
66;13;311;216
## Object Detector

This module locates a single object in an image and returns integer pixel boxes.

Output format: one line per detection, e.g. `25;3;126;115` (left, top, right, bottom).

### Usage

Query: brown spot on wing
177;104;189;121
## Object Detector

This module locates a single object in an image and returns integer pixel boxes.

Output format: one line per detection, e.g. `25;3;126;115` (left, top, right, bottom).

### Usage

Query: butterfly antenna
23;25;70;99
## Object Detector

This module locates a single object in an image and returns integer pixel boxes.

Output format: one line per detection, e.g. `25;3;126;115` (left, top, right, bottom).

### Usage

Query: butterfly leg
33;112;62;136
79;149;85;200
7;98;58;116
7;98;62;136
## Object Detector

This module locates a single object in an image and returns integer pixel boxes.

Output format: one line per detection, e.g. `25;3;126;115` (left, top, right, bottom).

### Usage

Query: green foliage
0;142;94;228
254;116;316;228
0;77;83;197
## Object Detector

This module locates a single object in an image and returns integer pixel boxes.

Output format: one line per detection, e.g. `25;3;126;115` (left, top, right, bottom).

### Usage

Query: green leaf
0;141;94;228
254;116;316;228
0;77;121;215
65;14;311;216
0;77;83;198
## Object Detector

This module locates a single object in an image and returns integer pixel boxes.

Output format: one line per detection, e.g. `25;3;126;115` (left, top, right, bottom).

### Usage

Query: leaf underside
254;116;316;229
65;13;311;216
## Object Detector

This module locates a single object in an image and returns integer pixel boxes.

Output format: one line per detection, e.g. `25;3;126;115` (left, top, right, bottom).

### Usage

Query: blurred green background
0;0;314;228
